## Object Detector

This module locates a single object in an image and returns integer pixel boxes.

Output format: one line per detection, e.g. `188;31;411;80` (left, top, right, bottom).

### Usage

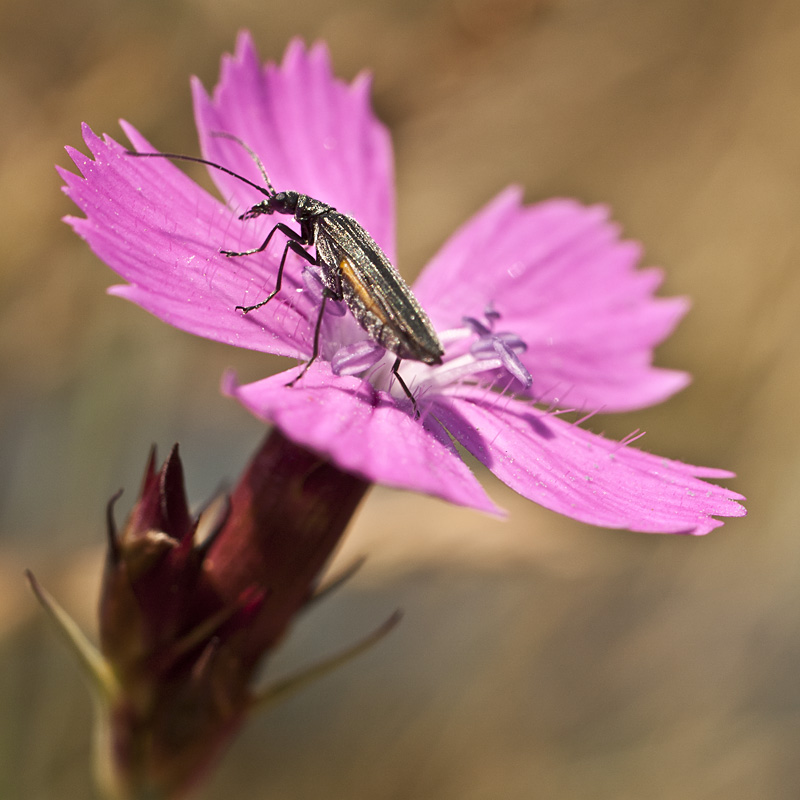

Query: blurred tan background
1;0;795;797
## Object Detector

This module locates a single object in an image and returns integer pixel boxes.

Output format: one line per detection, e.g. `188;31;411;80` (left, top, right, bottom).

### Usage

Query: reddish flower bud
94;430;370;797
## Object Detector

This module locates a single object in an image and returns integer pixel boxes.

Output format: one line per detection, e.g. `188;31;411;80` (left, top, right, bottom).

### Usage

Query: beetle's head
268;191;299;215
240;191;299;220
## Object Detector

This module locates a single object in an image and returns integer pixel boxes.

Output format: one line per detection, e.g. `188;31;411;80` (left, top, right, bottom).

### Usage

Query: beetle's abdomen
338;258;442;364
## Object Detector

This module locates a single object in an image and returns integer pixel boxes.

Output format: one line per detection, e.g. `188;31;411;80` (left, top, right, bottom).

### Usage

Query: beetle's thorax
292;192;335;221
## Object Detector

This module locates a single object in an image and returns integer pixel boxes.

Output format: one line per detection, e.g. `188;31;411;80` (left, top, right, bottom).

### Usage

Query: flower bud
36;430;371;798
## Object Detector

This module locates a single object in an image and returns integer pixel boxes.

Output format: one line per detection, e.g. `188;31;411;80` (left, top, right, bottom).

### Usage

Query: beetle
127;134;443;417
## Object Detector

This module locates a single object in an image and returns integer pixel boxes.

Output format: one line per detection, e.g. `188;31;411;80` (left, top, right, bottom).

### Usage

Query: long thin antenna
210;131;278;195
125;149;274;198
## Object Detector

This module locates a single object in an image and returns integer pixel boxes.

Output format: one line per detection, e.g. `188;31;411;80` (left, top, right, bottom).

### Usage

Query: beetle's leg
222;221;304;258
235;239;315;314
391;357;419;419
286;292;330;387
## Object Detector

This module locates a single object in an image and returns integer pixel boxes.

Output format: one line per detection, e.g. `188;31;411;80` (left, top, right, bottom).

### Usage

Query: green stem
252;610;402;712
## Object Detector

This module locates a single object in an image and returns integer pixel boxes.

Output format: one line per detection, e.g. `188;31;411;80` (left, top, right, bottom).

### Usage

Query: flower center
328;301;532;403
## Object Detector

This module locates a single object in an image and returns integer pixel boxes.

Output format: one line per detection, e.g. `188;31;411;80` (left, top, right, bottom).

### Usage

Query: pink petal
414;189;690;412
61;123;320;358
431;387;745;534
223;363;501;515
193;33;396;260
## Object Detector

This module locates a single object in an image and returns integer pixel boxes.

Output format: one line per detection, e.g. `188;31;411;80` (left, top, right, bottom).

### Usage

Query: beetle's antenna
210;131;278;196
125;149;273;198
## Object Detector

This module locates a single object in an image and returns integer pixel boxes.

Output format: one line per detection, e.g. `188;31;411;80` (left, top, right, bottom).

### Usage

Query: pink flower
60;33;745;534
